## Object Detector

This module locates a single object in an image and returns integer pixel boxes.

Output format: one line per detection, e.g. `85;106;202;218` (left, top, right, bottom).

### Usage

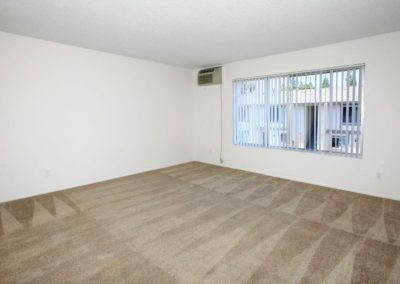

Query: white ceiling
0;0;400;68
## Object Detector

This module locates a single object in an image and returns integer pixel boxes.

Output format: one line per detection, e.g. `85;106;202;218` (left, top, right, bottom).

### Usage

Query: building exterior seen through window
233;65;364;158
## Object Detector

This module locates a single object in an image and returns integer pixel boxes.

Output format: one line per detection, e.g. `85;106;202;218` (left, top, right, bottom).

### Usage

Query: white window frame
233;64;365;158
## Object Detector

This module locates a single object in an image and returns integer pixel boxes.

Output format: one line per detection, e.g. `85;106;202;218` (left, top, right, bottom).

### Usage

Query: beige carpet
1;162;400;283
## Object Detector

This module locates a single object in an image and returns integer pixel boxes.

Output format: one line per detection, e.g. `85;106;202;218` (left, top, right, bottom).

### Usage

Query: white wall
2;30;400;203
0;31;193;203
194;31;400;200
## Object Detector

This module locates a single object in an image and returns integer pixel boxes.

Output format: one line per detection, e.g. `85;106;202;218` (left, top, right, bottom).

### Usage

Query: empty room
1;1;400;283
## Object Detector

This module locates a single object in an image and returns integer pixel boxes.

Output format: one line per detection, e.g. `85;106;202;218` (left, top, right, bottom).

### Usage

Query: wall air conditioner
198;66;222;86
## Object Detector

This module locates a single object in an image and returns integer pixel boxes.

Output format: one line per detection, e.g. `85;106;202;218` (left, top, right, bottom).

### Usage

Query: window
342;104;358;124
233;64;364;157
331;136;344;148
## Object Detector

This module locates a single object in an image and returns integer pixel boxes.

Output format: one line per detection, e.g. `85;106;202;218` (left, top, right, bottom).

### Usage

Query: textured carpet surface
1;162;400;283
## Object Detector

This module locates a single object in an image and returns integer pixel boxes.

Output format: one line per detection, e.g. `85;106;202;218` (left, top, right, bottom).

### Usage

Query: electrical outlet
376;172;383;181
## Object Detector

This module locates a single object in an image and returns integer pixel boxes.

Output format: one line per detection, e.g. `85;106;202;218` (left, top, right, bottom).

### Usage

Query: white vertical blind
233;64;365;158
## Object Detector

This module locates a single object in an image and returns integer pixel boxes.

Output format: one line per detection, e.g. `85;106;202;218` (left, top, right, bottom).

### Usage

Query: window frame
232;64;365;158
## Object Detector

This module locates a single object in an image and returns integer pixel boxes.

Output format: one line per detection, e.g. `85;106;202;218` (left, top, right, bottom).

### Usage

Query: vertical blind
233;64;364;158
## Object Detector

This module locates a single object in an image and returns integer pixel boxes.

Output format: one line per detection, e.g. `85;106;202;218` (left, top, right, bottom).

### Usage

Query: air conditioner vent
198;74;213;85
199;68;215;74
198;66;222;86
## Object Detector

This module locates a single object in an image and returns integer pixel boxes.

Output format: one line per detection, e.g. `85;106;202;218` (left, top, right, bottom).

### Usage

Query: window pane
233;65;364;158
